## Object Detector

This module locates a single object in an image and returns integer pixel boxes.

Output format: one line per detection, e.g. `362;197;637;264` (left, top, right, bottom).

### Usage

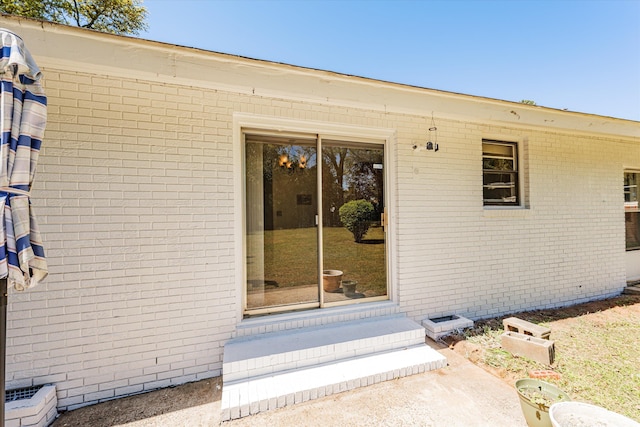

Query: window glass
483;140;518;206
625;172;640;251
624;172;638;205
482;143;513;158
483;158;515;171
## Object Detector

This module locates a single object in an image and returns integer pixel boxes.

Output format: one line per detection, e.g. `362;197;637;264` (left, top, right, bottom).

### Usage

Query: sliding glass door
244;132;387;316
321;140;386;302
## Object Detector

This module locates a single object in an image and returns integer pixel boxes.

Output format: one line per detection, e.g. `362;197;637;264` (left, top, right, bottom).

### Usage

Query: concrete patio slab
224;344;527;427
52;342;528;427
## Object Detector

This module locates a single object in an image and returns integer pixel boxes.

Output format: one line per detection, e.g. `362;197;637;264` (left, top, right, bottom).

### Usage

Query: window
625;171;640;251
483;140;519;206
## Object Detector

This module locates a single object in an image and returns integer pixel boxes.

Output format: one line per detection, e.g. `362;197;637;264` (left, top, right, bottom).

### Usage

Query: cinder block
503;317;551;339
501;332;555;365
5;385;57;427
422;315;474;340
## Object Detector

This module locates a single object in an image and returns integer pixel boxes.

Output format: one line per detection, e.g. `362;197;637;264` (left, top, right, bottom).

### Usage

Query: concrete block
501;332;555;365
422;314;474;340
503;317;551;339
5;385;57;427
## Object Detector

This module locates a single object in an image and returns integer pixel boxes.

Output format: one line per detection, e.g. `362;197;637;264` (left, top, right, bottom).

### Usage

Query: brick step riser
221;346;448;421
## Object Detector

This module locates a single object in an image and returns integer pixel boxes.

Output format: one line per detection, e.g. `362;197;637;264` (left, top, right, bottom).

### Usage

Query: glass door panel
321;140;387;303
245;135;319;312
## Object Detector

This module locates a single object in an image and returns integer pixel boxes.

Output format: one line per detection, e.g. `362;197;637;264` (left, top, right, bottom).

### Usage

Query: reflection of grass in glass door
262;228;317;287
260;226;386;296
323;226;386;297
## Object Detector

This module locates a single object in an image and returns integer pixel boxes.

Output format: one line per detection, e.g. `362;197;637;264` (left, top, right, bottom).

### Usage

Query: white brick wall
396;124;634;321
7;69;239;410
2;17;638;412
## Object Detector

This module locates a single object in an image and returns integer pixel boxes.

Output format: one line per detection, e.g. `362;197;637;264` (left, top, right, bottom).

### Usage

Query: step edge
222;333;429;381
224;344;447;387
224;316;425;361
223;328;427;374
236;301;401;336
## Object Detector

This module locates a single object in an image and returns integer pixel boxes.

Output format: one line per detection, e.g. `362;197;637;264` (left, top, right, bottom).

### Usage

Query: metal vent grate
5;385;41;402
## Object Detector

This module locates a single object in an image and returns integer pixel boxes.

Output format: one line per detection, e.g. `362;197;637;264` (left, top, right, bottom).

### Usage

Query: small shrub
339;199;374;243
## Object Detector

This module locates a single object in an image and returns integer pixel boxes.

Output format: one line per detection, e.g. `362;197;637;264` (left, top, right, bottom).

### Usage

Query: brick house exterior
2;16;639;412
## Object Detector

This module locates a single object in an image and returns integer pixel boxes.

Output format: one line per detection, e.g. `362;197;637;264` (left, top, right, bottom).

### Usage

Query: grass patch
452;295;640;421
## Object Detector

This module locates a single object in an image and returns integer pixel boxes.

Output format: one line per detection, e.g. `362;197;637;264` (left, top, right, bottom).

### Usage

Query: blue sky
140;0;640;121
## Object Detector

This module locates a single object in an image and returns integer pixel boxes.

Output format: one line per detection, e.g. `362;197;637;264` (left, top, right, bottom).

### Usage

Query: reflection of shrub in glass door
339;200;374;243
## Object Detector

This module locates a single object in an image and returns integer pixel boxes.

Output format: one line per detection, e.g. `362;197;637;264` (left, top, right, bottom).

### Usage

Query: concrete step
221;345;447;420
221;314;448;420
223;314;425;382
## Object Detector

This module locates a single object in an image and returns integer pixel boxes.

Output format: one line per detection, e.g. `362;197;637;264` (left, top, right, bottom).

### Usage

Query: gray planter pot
515;379;570;427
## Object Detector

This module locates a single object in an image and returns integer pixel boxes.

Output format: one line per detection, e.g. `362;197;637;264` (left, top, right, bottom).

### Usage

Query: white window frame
232;113;397;321
482;139;520;207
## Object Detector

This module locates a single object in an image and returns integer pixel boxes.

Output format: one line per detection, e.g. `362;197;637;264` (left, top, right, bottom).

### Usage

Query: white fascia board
3;16;639;141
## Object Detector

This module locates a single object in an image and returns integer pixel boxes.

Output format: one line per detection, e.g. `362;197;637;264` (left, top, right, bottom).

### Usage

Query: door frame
233;113;397;321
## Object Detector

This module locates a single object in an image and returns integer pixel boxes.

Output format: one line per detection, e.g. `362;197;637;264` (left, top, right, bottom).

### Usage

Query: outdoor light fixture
426;114;439;151
412;115;440;152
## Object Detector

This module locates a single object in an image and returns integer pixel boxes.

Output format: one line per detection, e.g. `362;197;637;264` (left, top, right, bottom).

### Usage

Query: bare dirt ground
52;378;223;427
52;293;640;427
443;293;640;387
